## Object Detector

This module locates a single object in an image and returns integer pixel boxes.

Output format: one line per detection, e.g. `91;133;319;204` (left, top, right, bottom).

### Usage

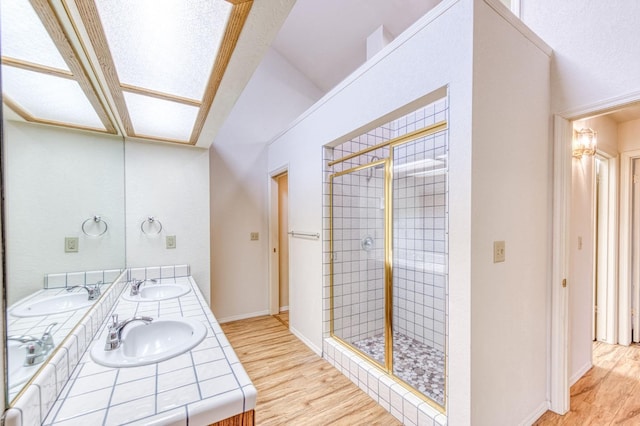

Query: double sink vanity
4;265;256;426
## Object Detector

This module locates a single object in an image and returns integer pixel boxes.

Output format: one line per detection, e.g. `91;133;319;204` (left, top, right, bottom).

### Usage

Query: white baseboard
290;325;322;356
519;400;550;426
279;306;289;312
217;309;270;324
569;361;592;386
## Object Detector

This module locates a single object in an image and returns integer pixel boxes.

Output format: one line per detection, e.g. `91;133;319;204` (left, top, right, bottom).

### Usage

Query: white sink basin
7;340;42;391
90;318;207;368
121;284;190;302
10;293;94;317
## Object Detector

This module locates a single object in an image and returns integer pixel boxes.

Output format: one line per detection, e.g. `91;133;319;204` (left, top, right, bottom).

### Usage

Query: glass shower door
391;131;448;407
330;161;387;368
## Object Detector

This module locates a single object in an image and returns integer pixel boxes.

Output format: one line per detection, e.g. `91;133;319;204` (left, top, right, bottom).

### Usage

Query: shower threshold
352;332;445;406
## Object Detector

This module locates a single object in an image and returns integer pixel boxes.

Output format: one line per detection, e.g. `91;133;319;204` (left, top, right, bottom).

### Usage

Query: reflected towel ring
82;216;108;237
141;216;163;235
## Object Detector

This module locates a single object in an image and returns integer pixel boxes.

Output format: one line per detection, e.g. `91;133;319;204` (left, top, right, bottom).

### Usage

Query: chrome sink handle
66;283;102;300
104;314;153;351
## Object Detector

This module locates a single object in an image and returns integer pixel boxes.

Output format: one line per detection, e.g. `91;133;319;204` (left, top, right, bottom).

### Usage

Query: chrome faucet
129;278;157;296
104;314;153;351
8;322;58;366
66;282;102;300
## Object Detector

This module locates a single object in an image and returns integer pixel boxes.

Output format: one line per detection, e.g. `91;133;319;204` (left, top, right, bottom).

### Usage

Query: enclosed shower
325;98;449;410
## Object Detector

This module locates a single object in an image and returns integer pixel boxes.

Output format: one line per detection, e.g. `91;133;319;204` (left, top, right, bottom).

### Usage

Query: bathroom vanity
4;266;256;426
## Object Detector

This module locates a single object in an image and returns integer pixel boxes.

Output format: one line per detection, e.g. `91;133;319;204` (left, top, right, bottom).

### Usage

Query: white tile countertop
41;276;256;426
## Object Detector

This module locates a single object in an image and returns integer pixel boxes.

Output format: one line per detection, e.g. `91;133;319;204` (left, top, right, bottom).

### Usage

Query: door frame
269;165;289;315
593;152;619;344
551;92;640;413
619;149;640;344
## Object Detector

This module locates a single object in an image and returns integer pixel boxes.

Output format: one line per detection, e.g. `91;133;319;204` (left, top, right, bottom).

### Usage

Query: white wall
125;140;211;302
470;1;550;424
268;0;474;422
4;121;125;304
210;48;322;321
619;118;640;152
520;1;640;114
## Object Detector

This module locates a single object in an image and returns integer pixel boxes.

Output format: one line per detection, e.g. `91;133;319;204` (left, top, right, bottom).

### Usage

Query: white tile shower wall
323;98;449;352
392;128;448;352
330;169;386;344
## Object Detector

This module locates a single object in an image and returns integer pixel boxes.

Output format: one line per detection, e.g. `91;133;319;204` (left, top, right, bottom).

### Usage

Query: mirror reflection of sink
10;293;94;317
121;284;190;302
90;318;206;368
7;340;44;392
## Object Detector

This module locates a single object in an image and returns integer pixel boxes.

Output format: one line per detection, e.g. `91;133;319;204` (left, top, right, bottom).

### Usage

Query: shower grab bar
288;231;320;239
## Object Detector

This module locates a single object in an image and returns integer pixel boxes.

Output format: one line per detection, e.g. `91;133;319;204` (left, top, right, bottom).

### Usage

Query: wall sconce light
573;128;597;159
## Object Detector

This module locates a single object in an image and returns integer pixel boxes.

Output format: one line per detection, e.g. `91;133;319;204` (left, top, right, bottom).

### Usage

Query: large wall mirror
2;120;126;404
1;0;126;404
3;120;125;402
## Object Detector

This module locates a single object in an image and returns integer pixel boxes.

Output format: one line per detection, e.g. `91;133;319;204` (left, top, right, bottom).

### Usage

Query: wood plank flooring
535;341;640;425
221;315;400;426
273;311;289;328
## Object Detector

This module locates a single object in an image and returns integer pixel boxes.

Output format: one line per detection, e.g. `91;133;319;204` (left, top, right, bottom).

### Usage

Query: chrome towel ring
141;216;163;235
82;216;108;237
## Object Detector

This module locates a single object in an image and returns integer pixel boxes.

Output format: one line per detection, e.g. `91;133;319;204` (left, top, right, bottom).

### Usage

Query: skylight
2;0;254;145
0;0;114;133
75;0;252;144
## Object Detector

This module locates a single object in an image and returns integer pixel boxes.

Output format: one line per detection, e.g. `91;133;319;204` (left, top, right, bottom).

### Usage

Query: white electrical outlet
166;235;176;249
65;237;79;253
493;240;505;263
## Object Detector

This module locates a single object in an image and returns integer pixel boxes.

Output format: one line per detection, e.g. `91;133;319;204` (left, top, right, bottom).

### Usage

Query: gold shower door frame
328;121;448;413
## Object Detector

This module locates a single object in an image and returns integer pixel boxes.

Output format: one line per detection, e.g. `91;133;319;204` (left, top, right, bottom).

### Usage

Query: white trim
550;115;571;414
558;90;640;121
290;325;322;356
217;310;271;324
619;150;640;345
569;361;592;387
604;155;619;344
279;306;289;312
518;401;549;426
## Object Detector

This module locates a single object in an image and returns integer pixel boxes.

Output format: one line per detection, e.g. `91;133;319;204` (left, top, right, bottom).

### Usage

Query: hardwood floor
535;342;640;425
221;315;400;426
273;311;289;328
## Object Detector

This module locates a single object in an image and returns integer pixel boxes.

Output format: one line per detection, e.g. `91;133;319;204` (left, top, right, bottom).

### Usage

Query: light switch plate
65;237;79;253
166;235;176;249
250;232;259;241
493;240;505;263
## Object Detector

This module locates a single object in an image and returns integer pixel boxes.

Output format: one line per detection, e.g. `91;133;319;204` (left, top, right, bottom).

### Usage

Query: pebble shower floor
352;331;445;406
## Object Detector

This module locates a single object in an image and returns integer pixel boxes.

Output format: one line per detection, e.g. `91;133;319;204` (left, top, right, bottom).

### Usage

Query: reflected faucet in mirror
7;322;58;367
66;282;103;300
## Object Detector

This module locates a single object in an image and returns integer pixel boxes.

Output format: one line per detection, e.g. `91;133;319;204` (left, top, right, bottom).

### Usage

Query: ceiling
214;0;444;146
271;0;443;92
